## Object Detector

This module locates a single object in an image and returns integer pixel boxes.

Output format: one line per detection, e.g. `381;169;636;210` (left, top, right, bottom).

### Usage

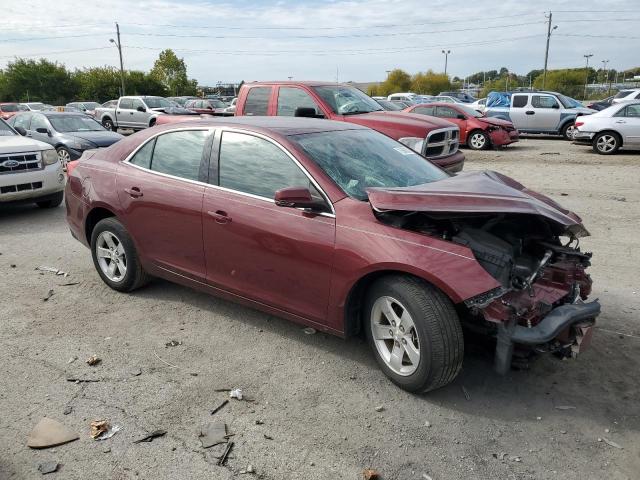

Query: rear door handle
124;187;143;198
525;111;535;115
615;120;626;123
207;210;232;224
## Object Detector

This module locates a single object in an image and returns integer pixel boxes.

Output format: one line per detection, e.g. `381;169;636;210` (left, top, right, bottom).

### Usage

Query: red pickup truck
158;82;464;172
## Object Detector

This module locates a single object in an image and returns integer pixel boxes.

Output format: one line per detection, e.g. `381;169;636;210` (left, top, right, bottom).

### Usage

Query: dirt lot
1;137;639;480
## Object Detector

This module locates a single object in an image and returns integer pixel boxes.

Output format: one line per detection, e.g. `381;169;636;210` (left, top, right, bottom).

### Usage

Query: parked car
387;92;419;103
469;98;487;112
375;99;404;111
573;100;640;154
224;98;237;115
430;95;464;104
185;98;231;115
0;102;28;120
0;117;64;208
233;82;465;172
21;102;55;111
404;103;518;150
390;100;413;109
167;96;200;107
9;111;123;167
438;91;476;103
611;88;640;104
66;101;101;117
65;117;599;392
586;96;613;111
95;96;174;131
484;91;596;140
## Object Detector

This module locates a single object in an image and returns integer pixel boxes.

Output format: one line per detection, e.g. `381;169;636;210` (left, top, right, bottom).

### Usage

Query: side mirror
295;107;319;118
36;127;51;136
274;187;324;210
552;103;560;109
15;126;27;136
137;106;146;112
457;114;466;120
207;106;213;110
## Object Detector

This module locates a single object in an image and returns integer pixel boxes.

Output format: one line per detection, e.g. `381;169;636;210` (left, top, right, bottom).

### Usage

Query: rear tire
364;275;464;393
90;217;150;292
592;131;620;155
102;117;116;132
467;130;489;150
36;191;64;209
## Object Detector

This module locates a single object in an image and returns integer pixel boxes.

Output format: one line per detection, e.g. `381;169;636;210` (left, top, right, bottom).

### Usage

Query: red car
65;117;599;392
0;102;27;120
184;98;230;116
404;103;519;150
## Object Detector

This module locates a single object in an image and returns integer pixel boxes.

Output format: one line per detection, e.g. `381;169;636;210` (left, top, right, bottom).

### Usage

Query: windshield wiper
342;109;383;115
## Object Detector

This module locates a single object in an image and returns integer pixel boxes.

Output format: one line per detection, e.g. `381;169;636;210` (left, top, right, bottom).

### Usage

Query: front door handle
615;120;626;124
525;111;535;115
124;186;143;198
207;210;232;224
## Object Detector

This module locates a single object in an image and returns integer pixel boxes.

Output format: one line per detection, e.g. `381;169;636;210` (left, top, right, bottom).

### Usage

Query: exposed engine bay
375;210;594;337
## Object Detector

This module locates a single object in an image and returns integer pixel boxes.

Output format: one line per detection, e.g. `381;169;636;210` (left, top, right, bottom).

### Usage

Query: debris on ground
62;406;73;415
462;386;471;401
424;421;431;428
36;266;68;276
560;192;569;196
374;406;385;412
60;281;80;286
217;441;234;466
255;419;264;425
133;430;167;443
165;340;181;347
27;418;79;449
230;388;243;400
554;405;576;410
66;377;100;383
210;400;229;415
363;468;380;479
602;437;623;449
90;420;120;440
10;264;16;268
67;356;77;364
199;421;227;448
86;355;101;366
422;474;433;480
240;464;255;474
37;461;59;475
303;327;316;335
129;367;142;377
263;434;273;440
43;289;54;302
540;152;560;155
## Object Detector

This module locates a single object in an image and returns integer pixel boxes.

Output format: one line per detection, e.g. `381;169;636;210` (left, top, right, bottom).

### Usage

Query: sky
1;0;638;85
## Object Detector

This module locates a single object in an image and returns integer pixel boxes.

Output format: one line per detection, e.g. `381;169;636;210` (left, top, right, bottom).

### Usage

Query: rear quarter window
512;95;528;108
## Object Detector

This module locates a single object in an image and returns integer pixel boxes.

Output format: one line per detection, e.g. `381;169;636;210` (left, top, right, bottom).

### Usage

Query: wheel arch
84;206;118;244
343;268;458;338
596;129;623;146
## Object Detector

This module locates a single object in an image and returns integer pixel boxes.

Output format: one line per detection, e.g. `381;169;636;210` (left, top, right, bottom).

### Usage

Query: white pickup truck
95;96;175;132
0;118;65;208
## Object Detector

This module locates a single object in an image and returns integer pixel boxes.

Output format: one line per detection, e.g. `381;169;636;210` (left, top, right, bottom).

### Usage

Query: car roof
41;111;91;117
247;81;365;88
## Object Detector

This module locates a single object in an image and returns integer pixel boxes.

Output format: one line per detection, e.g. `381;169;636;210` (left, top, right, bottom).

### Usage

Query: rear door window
276;87;323;117
624;104;640;117
149;130;209;181
413;106;435;115
129;139;155;169
532;95;559;109
512;95;528;108
119;98;133;110
435;106;458;118
244;87;271;116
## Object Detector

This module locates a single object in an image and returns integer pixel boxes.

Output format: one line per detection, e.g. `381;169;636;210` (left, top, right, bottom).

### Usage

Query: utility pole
583;53;593;100
442;50;451;76
542;12;557;89
110;23;125;96
601;59;609;89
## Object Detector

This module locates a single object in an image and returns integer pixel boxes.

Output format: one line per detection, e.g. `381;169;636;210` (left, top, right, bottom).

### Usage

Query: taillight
66;160;79;176
575;121;584;127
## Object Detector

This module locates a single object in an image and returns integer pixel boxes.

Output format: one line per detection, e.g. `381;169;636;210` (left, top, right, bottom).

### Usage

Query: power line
556;33;640;40
0;33;108;43
0;46;112;59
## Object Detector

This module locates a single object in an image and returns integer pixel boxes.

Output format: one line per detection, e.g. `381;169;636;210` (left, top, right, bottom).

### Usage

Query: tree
0;58;77;104
532;69;590;99
126;71;168;97
150;49;197;96
410;70;451;95
73;67;122;102
375;69;412;96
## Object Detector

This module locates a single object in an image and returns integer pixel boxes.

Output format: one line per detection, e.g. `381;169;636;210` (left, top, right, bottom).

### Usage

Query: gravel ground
1;137;639;480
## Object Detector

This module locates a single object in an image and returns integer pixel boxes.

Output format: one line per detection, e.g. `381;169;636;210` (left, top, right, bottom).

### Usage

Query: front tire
90;217;150;292
364;275;464;393
467;130;489;150
593;132;620;155
561;122;576;140
36;191;63;209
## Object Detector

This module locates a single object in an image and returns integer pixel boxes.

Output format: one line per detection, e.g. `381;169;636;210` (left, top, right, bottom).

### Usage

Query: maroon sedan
65;117;599;392
184;98;230;116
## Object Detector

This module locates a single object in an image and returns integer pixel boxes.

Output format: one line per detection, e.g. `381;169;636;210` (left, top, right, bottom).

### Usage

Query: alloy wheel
95;231;127;282
370;296;420;376
596;134;617;153
57;148;70;168
565;125;577;140
469;133;486;149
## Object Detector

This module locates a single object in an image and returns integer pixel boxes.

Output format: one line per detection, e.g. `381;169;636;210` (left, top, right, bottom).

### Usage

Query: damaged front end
369;170;600;374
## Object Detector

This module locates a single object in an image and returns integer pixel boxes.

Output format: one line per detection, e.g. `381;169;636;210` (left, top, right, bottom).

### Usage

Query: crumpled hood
66;131;123;148
368;170;588;237
477;116;514;128
343;110;457;135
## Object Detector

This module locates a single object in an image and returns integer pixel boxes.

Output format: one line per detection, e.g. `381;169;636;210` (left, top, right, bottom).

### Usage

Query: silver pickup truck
95;96;173;131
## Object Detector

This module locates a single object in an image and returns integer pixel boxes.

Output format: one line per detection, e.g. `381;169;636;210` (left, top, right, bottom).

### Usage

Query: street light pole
542;12;557;89
583;53;593;100
442;50;451;76
109;23;125;97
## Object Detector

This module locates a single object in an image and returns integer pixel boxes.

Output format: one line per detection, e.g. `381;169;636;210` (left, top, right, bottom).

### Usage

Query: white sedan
573;100;640;154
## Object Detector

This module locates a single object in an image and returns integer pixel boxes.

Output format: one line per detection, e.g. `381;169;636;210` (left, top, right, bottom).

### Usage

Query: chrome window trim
120;125;336;218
